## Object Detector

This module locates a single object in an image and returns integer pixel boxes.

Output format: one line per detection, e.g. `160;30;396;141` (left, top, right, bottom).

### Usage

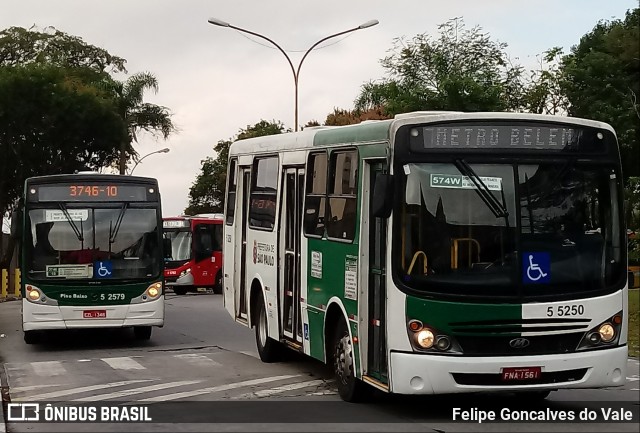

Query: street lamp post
129;148;170;175
208;18;379;131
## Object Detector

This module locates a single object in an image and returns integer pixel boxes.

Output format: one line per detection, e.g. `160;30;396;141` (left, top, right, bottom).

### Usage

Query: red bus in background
162;214;224;295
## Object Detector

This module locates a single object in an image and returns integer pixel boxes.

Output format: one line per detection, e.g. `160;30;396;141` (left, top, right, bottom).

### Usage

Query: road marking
73;380;202;401
14;379;154;401
173;353;221;368
232;380;326;399
101;357;146;370
10;384;60;393
31;361;66;376
138;375;300;402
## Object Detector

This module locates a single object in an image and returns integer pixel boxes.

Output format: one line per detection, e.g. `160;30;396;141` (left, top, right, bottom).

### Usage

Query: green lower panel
307;307;325;361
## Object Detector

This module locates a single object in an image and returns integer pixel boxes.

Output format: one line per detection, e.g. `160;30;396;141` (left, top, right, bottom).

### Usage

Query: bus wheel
23;331;39;345
333;321;368;402
255;296;281;362
173;287;187;296
134;326;152;340
213;272;223;294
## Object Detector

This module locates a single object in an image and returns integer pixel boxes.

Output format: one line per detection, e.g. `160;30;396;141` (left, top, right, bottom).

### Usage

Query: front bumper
22;297;165;331
389;346;628;394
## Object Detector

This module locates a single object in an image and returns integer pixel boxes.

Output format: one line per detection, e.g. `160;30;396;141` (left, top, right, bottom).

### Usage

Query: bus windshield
26;205;161;281
398;161;624;299
163;229;192;262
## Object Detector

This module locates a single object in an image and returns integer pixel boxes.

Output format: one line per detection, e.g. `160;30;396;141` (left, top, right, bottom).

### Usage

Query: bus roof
227;111;616;156
25;173;159;185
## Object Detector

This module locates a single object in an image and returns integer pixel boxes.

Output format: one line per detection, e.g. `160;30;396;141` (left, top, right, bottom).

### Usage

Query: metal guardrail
0;268;21;299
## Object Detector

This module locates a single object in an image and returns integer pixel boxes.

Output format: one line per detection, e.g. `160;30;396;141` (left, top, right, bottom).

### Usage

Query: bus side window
326;150;358;242
304;152;327;238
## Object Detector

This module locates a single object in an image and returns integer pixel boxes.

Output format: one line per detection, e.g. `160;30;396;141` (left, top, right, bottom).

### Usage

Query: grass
629;289;639;358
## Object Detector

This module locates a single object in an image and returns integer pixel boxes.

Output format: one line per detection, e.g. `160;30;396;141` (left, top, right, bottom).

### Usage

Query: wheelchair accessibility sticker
523;252;550;283
94;261;113;279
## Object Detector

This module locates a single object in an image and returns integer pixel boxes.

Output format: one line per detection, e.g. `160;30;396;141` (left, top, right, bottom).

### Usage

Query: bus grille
452;368;588;386
455;333;585;356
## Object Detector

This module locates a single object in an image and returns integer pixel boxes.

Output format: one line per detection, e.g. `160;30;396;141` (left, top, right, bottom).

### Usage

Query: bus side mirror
163;238;172;259
10;210;22;238
372;174;394;219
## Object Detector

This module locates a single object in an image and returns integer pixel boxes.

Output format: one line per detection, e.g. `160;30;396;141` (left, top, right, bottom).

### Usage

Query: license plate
83;310;106;319
501;367;541;381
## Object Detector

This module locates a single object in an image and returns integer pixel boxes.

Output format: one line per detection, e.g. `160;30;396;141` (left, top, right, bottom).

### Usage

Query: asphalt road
1;292;638;432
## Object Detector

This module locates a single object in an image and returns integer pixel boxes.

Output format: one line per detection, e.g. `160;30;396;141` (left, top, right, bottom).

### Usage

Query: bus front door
237;168;250;321
279;166;304;344
367;161;389;385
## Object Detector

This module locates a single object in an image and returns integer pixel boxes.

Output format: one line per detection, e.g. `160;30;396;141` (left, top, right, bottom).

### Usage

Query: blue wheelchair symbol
95;261;113;279
523;252;550;284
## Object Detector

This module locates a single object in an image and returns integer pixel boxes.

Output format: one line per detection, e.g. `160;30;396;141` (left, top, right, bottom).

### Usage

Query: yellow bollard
1;268;7;298
14;268;21;297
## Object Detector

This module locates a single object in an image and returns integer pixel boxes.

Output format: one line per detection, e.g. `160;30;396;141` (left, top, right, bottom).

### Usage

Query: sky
1;0;637;218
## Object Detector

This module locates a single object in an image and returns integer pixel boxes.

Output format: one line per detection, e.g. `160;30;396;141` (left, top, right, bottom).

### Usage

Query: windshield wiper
58;204;84;246
453;159;509;220
109;203;128;247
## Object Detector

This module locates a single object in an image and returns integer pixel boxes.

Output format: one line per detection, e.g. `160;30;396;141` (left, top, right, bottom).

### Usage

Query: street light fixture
129;148;170;175
208;17;379;131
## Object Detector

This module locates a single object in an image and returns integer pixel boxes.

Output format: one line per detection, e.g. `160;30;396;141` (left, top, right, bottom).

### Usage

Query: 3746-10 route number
546;304;584;317
100;293;125;301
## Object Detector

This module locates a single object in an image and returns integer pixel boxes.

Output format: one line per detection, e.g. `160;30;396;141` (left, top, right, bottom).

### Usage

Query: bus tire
213;272;223;294
23;331;39;345
134;326;152;340
173;287;187;296
255;296;281;362
333;320;368;402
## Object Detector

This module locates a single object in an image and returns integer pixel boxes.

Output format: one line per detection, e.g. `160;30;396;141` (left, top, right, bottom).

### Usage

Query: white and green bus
13;174;166;344
222;111;628;401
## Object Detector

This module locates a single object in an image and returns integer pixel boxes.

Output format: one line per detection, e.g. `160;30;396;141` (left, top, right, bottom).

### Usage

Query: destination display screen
34;184;153;202
408;122;608;153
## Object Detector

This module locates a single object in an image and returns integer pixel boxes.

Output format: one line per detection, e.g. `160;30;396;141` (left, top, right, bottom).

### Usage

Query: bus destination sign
34;184;152;202
410;123;599;152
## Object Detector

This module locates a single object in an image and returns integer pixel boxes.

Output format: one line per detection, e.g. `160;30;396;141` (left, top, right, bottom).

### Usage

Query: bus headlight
179;268;191;278
577;311;622;350
27;285;41;302
416;329;435;349
406;319;462;354
146;282;162;299
598;323;615;342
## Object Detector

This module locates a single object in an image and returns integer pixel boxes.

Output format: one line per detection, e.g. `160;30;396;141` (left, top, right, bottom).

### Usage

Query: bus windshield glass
26;206;160;281
163;228;192;262
398;162;624;299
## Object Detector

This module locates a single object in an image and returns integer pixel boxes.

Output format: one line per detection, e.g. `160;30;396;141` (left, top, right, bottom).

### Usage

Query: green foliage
354;17;526;115
185;121;286;215
99;72;177;173
0;64;127;214
561;8;640;180
0;26;127;75
524;47;569;115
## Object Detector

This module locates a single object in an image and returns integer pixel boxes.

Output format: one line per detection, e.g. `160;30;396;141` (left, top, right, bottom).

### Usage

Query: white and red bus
162;214;224;295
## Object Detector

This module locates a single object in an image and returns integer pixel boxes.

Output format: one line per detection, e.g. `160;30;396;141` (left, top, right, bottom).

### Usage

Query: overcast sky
2;0;636;218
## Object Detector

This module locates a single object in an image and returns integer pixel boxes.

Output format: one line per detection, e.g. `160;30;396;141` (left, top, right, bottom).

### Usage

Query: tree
354;17;526;115
0;26;176;175
0;64;128;266
185;120;286;215
100;72;176;174
324;107;390;126
524;47;570;115
561;8;639;180
0;25;126;76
